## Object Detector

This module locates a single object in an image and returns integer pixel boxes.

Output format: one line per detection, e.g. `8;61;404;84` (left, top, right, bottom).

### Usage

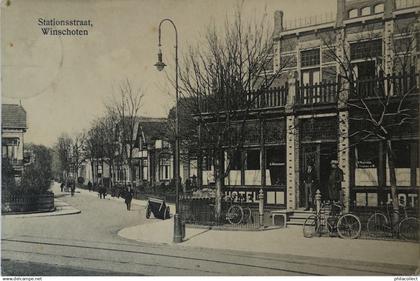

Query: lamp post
154;18;182;243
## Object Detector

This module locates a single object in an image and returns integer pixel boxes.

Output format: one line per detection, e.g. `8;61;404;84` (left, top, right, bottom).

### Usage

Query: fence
283;12;336;30
179;196;261;229
2;192;55;213
296;80;339;105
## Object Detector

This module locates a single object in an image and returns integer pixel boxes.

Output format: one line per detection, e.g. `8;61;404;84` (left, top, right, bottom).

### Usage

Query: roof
137;117;169;144
2;104;27;129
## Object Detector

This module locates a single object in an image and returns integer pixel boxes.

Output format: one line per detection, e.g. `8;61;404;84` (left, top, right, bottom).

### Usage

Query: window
159;158;171;180
350;39;382;60
202;154;213;171
356;142;379;168
230;151;242;170
2;138;19;160
374;4;384;13
246;150;260;170
349;9;358;18
142;159;148;180
301;49;320;67
266;146;286;185
361;7;371;16
392;142;411;168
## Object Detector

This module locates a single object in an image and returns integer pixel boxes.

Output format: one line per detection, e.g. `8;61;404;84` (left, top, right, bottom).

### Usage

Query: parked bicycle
367;202;419;241
224;194;253;225
303;201;361;239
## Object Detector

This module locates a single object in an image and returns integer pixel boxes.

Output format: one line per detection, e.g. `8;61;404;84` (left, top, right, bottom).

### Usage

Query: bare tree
177;5;292;221
106;79;144;185
86;113;119;186
55;133;73;186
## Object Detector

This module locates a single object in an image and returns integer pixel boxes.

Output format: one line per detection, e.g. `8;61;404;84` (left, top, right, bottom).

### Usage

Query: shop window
301;49;320;68
246;150;260;170
202;155;213;171
266;146;286;185
230;150;242;170
349;9;358;18
356;142;379;168
374;4;384;13
392;142;411;168
361;7;371;16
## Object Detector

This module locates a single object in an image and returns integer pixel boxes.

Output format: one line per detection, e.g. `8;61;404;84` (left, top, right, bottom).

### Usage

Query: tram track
2;237;411;275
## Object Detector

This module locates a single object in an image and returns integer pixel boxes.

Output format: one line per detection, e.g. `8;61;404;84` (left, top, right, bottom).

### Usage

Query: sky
1;0;335;147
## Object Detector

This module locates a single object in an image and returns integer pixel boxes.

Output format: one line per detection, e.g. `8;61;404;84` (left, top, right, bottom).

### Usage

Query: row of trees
54;79;145;189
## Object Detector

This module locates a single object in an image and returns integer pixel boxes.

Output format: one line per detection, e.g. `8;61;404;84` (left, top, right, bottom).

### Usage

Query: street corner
117;216;208;246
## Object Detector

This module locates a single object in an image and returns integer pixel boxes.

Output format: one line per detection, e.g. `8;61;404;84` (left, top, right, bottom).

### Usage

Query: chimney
336;0;345;27
274;10;284;34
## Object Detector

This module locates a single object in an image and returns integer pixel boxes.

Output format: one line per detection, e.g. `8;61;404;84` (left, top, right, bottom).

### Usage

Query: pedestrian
71;183;75;197
328;160;344;204
87;181;92;192
97;181;103;199
125;187;133;211
303;163;316;211
60;182;64;192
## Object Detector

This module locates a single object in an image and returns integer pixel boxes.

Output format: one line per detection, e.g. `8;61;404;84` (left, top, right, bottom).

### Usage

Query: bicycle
367;202;419;241
303;201;362;239
224;194;253;225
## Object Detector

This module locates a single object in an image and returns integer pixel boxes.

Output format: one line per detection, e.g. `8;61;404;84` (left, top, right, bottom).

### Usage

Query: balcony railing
350;72;419;99
296;80;339;105
246;85;288;109
200;86;288;113
198;72;419;113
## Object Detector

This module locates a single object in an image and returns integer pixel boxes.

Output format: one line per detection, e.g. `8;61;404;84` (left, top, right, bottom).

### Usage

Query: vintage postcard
1;0;419;278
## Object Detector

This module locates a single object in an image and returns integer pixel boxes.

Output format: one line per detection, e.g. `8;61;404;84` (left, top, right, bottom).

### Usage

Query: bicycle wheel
337;214;361;239
226;205;244;224
303;215;319;238
399;217;420;241
367;213;388;238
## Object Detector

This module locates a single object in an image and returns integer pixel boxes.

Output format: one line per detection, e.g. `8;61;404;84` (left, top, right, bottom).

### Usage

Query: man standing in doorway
328;160;344;204
303;163;316;211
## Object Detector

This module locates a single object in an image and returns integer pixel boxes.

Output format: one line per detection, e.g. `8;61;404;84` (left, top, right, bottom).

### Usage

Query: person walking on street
303;163;316;211
125;187;133;211
328;160;344;204
87;181;92;192
60;182;65;192
70;182;75;197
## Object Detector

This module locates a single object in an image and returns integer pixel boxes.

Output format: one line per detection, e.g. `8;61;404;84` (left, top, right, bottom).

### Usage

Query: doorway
300;142;337;207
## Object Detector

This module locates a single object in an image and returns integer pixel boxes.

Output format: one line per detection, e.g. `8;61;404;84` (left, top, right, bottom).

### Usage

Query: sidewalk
118;215;420;268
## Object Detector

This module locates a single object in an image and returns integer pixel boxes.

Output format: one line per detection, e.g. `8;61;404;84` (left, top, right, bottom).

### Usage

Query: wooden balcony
295;80;339;105
198;72;419;114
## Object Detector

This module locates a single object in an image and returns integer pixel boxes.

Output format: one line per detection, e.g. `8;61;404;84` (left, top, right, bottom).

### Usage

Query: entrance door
300;144;320;208
300;142;337;207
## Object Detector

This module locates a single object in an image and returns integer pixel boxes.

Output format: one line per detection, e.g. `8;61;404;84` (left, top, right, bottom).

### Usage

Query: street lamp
154;18;182;243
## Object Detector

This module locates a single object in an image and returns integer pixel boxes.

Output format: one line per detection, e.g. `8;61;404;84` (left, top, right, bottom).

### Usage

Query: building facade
1;104;27;182
196;0;419;211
